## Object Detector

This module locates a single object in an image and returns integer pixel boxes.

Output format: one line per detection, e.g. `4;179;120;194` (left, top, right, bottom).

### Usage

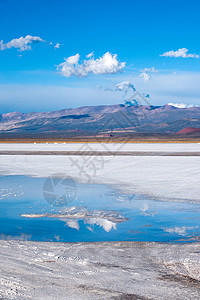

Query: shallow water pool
0;175;200;243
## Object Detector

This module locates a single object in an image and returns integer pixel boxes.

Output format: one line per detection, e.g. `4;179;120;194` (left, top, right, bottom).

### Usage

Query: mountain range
1;104;200;139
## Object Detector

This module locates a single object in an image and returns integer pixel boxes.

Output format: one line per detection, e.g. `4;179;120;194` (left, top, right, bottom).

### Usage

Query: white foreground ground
0;240;200;300
0;143;199;203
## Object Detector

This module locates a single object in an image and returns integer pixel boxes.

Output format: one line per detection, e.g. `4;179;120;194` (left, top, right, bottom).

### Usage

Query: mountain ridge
1;104;200;136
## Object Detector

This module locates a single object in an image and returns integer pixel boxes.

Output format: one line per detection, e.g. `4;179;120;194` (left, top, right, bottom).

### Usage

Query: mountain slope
177;127;200;134
1;104;200;136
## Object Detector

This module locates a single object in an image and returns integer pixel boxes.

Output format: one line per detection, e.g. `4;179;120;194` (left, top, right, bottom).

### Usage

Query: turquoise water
0;175;200;243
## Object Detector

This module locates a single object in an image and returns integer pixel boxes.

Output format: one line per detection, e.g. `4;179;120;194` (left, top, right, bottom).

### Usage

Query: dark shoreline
1;132;200;144
0;150;200;156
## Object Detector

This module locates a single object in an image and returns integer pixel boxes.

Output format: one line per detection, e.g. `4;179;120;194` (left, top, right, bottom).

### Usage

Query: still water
0;175;200;243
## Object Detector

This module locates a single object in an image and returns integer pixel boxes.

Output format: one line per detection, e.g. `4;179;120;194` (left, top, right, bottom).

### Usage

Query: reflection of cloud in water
22;206;126;233
0;233;31;241
87;226;94;232
86;218;116;232
162;226;198;236
140;203;157;217
54;235;60;241
62;217;116;232
62;219;80;231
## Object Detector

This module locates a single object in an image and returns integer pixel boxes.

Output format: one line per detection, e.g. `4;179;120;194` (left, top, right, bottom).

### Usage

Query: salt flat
0;142;200;152
0;143;199;203
0;143;200;299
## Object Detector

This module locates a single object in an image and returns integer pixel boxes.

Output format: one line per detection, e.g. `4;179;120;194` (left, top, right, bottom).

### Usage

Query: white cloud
140;67;158;73
139;72;150;81
105;81;150;106
168;102;199;108
66;53;80;65
160;48;199;58
0;35;44;51
114;71;200;107
54;43;61;49
86;52;94;58
106;81;135;92
168;102;187;108
139;67;158;81
57;52;126;78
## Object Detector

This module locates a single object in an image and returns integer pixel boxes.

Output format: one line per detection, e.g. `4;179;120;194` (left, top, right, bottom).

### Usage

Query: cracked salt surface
0;240;199;299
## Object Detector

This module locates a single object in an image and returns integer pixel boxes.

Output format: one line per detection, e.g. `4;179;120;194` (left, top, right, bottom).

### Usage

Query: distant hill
1;104;200;138
177;127;200;134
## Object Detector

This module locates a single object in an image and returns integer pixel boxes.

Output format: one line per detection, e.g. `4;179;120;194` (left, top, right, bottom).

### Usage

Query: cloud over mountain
105;81;136;93
168;102;198;108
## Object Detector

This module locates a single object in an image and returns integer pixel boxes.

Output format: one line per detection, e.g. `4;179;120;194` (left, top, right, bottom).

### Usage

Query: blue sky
0;0;200;113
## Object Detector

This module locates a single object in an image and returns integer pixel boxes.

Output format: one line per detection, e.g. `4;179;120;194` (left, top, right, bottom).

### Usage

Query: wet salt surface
0;175;200;243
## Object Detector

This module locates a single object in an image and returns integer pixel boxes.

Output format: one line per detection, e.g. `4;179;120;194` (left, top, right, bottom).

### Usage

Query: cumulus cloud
0;35;44;51
139;72;150;81
86;52;94;58
139;67;158;81
57;52;126;78
105;81;136;93
54;43;61;49
140;67;158;73
160;48;199;58
168;102;199;108
105;81;150;106
168;102;187;108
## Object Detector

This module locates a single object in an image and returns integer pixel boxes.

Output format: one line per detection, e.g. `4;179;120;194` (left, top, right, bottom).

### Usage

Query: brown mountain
1;104;200;138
